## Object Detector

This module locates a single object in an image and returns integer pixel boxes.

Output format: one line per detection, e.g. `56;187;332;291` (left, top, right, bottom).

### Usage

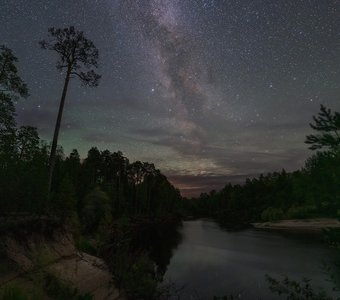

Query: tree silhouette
0;45;28;98
40;26;101;199
305;105;340;151
17;126;40;161
0;45;28;159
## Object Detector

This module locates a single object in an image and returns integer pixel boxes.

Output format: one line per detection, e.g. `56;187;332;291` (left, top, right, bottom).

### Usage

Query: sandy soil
0;218;125;300
49;252;123;300
251;218;340;232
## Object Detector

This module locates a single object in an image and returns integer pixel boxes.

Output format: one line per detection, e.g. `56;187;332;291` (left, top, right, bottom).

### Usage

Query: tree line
183;105;340;225
0;28;181;235
1;25;339;229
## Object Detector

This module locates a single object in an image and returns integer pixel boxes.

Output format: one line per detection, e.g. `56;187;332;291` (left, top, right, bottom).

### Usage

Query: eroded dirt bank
0;216;124;299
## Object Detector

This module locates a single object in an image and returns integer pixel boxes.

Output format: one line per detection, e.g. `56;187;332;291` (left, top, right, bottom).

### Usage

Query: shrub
1;286;30;300
44;273;93;300
0;284;44;300
266;275;333;300
286;205;317;219
110;251;159;300
261;207;284;221
52;175;77;221
81;187;112;235
74;236;97;256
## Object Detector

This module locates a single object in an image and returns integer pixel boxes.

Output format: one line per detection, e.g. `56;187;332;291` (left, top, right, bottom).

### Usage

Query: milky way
1;0;339;196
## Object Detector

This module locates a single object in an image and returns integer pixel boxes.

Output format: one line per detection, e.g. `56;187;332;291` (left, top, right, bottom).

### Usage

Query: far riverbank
251;218;340;232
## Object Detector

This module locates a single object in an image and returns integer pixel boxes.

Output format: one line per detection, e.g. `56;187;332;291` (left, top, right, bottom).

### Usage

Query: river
162;219;339;300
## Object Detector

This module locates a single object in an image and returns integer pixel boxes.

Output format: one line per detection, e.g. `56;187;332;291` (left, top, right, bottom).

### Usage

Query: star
0;0;338;196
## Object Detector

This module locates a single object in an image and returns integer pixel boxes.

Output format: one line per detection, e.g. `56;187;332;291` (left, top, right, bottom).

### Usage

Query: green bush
266;275;332;300
30;248;56;270
1;286;30;300
337;209;340;218
261;207;284;221
109;248;159;300
0;284;45;300
81;187;112;235
286;205;317;219
44;273;93;300
52;175;77;221
75;236;97;256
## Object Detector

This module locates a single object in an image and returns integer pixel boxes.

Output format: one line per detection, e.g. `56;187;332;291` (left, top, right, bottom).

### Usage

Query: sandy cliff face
0;217;123;299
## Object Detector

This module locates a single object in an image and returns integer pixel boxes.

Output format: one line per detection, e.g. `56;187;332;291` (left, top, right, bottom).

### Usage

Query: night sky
1;0;339;196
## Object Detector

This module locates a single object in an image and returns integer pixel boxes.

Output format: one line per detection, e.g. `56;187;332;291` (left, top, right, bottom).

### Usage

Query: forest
183;104;340;227
0;36;183;299
0;29;182;223
1;26;340;300
2;27;339;229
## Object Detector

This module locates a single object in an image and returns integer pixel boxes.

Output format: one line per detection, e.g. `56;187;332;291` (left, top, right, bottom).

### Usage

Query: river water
162;219;339;300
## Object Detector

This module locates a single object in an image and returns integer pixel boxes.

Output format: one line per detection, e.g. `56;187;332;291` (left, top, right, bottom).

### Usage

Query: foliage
107;236;165;300
0;283;46;300
183;106;340;226
74;236;97;256
80;187;112;235
40;26;101;198
40;27;101;86
0;44;181;231
285;205;318;219
1;100;180;229
29;247;57;270
266;275;333;300
324;228;340;249
0;45;28;98
0;141;48;213
0;93;17;157
104;217;182;300
323;227;340;292
261;207;284;221
111;251;159;300
0;45;28;164
17;126;40;161
0;273;93;300
52;175;77;222
184;150;340;224
1;285;31;300
44;273;93;300
305;104;340;151
0;45;28;161
4;38;340;300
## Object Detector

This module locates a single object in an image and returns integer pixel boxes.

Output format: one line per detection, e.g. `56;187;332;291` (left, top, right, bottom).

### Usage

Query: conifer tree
305;105;340;151
40;26;101;198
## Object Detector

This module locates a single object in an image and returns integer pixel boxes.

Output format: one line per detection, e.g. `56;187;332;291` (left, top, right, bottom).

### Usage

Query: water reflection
129;221;183;277
149;223;183;276
163;220;339;300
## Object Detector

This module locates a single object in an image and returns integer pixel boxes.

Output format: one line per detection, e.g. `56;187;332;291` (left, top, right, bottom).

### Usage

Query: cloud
82;131;117;144
133;127;171;138
167;173;257;197
166;144;309;197
16;106;82;137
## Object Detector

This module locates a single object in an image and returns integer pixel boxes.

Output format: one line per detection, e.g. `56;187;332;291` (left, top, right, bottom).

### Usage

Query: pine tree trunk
47;66;71;205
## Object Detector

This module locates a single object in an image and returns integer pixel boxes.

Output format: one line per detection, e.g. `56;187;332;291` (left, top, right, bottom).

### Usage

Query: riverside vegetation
183;104;340;226
0;27;182;300
1;26;340;299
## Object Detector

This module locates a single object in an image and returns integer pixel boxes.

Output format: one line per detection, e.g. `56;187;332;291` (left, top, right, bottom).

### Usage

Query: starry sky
1;0;339;196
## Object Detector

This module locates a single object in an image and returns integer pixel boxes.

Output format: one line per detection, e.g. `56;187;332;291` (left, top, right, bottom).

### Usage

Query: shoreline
251;218;340;232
